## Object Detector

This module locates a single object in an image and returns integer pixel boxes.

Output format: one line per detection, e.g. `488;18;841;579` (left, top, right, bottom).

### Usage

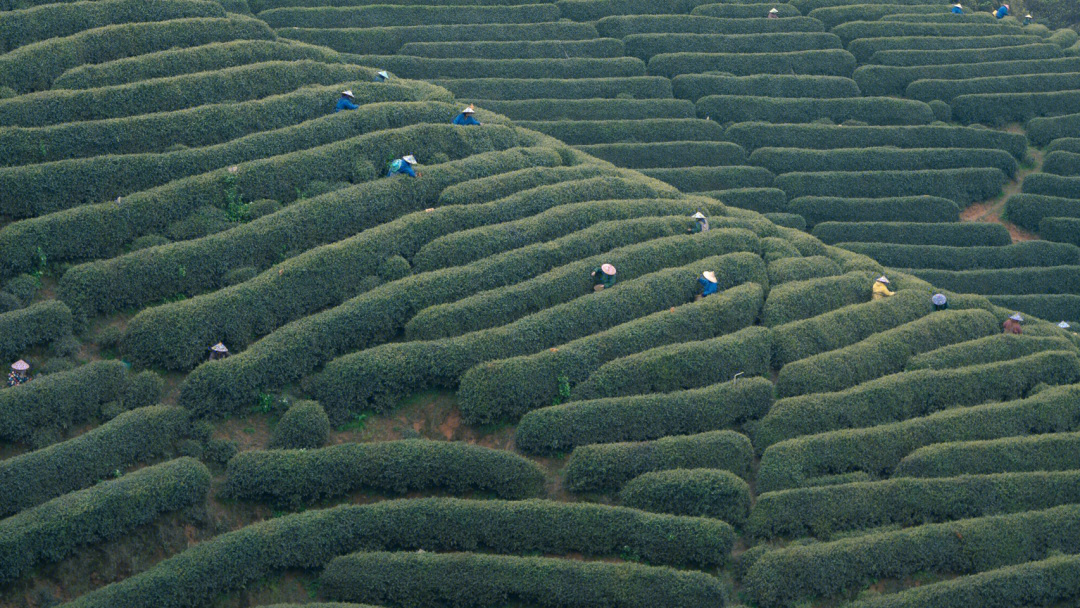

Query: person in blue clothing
388;155;420;178
995;3;1009;18
335;90;359;112
951;3;963;14
375;70;390;82
452;105;482;126
1023;13;1032;25
697;270;718;300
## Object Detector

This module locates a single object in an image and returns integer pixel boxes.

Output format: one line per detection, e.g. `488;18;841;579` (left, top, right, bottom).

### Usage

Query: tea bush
896;431;1080;477
433;76;672;100
624;32;840;61
279;22;600;55
907;71;1080;102
258;4;560;28
907;334;1076;371
789;195;960;227
750;147;1017;177
0;299;72;360
871;43;1062;67
726;122;1027;157
269;400;329;449
1028;112;1080;146
812;221;1011;246
762;270;872;326
855;56;1080;96
840;241;1080;270
648;49;857;78
953;90;1080;126
400;38;626;59
640;166;775;192
777;168;1006;203
672;73;859;102
849;34;1042;63
576;142;747;169
473;98;696;121
344;55;648;80
595;15;823;38
621;468;751;524
909;266;1080;295
518;118;724;144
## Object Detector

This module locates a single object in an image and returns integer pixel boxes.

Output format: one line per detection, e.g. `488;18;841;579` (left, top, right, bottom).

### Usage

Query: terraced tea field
3;0;1080;606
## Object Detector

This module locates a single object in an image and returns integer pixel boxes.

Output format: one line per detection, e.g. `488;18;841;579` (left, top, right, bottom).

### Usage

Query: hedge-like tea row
842;241;1080;271
789;195;960;227
1028;112;1080;146
345;54;648;80
908;266;1080;296
698;95;933;125
775;309;999;397
571;326;771;399
399;38;626;59
1041;217;1080;246
855;56;1080;96
756;351;1080;449
832;21;1021;46
0;59;379;128
0;457;210;585
870;43;1062;67
224;440;545;507
725;122;1028;158
896;432;1080;477
177;209;694;418
0;78;435;167
60;499;734;608
623;32;840;61
595;15;824;38
564;430;754;492
879;11;1004;22
750;147;1017;177
0;360;162;447
0;101;473;219
743;503;1080;608
777;168;1006;203
315;261;765;421
411;196;729;273
558;0;716;20
0;0;225;53
576;142;747;169
0;15;276;93
518;118;725;145
1005;193;1080;231
691;2;801;18
849;33;1043;63
1044;151;1080;176
134;190;687;374
259;4;560;28
671;73;859;102
321;551;726;608
756;383;1080;492
515;376;773;454
988;294;1080;326
647;49;857;78
0;299;72;360
906;334;1076;371
452;281;766;424
808;3;945;29
751;470;1080;540
640;166;775;192
907;72;1080;103
953;90;1080;126
277;22;601;55
704;188;789;213
621;468;750;524
0;406;190;518
761;270;871;327
768;255;841;284
846;554;1080;608
473;98;696;121
52;39;343;89
812;221;1011;246
789;0;942;11
433;76;672;100
63;130;538;321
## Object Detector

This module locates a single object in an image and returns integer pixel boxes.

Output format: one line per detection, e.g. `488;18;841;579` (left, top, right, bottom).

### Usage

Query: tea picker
591;264;617;292
697;270;718;300
768;7;779;18
872;275;894;300
452;105;482;126
932;293;947;311
688;211;709;234
1003;313;1023;335
335;90;359;112
6;360;30;387
374;70;390;82
209;342;230;361
388;155;420;178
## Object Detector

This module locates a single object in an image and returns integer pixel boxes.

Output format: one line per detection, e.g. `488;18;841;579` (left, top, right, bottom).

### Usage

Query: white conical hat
692;212;706;219
601;264;616;275
954;3;961;6
402;155;417;164
1059;321;1070;329
211;342;229;353
341;90;354;97
769;7;779;12
702;271;717;283
462;105;475;114
932;293;946;306
11;359;28;371
876;275;890;284
377;70;389;78
1010;313;1024;322
1025;13;1032;17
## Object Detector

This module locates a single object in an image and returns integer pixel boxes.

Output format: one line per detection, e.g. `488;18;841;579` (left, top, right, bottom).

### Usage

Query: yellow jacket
872;281;895;300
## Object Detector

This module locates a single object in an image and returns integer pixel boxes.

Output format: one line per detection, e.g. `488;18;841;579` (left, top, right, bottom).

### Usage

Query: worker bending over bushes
591;264;616;292
335;90;358;112
452;105;482;126
1004;312;1024;334
387;155;419;178
688;211;709;234
697;271;718;300
872;275;894;300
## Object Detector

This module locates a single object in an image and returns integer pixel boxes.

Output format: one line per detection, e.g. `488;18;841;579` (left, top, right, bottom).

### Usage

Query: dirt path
959;148;1043;243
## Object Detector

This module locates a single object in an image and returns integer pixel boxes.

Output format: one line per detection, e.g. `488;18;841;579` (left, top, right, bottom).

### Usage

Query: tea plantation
3;0;1080;606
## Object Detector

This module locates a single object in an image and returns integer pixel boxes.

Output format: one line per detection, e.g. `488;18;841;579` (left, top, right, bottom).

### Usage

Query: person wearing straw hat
387;155;420;178
1022;13;1032;25
374;70;390;82
208;342;230;361
767;7;779;18
872;275;894;301
335;90;359;112
697;270;718;300
6;360;29;387
591;263;617;291
995;3;1009;18
951;3;963;14
1059;321;1072;332
452;105;482;126
932;293;948;311
1003;313;1023;334
688;211;710;234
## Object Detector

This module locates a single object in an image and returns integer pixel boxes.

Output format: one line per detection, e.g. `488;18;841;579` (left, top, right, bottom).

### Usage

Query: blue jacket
995;5;1008;18
951;5;962;13
388;159;417;177
698;277;718;297
335;97;359;112
452;112;481;126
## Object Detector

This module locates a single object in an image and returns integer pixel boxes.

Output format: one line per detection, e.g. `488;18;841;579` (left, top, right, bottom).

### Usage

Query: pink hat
11;360;29;371
211;342;229;353
601;264;616;276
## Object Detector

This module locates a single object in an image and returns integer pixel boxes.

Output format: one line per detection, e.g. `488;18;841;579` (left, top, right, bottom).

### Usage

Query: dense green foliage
576;142;747;168
907;334;1076;371
269;400;329;449
648;49;857;78
896;431;1080;477
907;72;1080;102
595;14;823;38
910;266;1080;295
953;90;1080;126
0;299;72;360
813;221;1011;246
726;122;1028;157
840;241;1080;271
698;95;933;125
280;22;601;55
848;34;1043;63
750;147;1017;177
621;468;751;524
433;76;672;100
518;118;724;144
624;32;840;61
871;43;1062;67
672;73;859;101
777;168;1006;203
1028;112;1080;145
789;196;960;227
1006;193;1080;230
640;166;774;192
855;56;1080;96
